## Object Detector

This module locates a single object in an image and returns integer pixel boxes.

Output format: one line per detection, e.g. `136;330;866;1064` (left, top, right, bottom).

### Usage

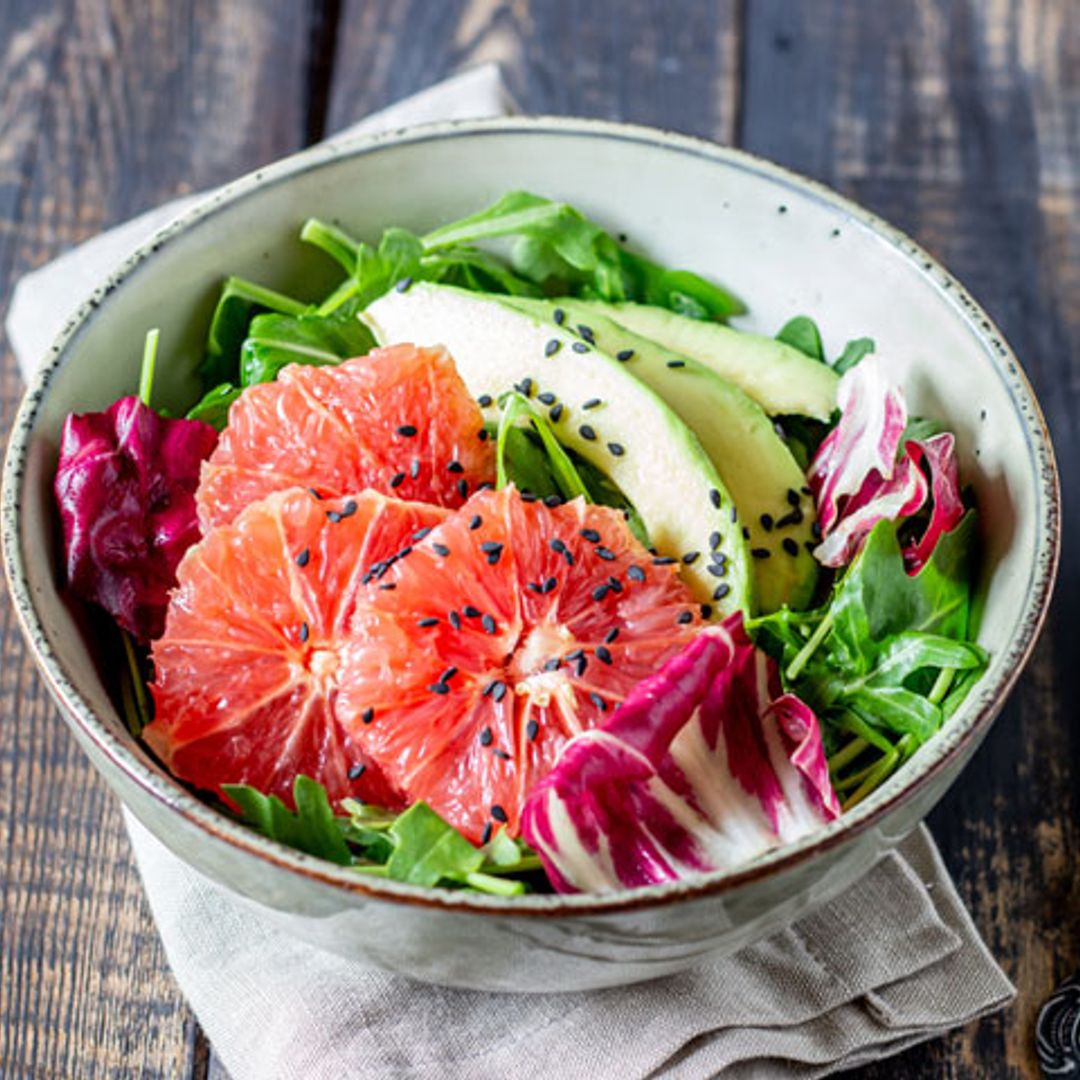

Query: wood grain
0;1;315;1077
1;0;1076;1077
737;1;1080;1076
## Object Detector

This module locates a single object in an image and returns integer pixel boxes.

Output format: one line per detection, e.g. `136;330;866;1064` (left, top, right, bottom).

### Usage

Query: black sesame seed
595;645;613;665
478;394;493;408
463;605;482;618
396;424;418;437
379;582;396;591
805;540;818;554
308;487;323;500
486;551;500;565
326;510;342;523
616;349;634;362
433;543;451;557
491;804;508;823
481;822;493;845
592;584;610;602
607;442;625;456
607;576;623;593
709;488;722;509
731;505;739;523
527;582;543;594
580;528;601;542
579;424;597;441
751;547;772;559
409;458;421;479
493;749;512;761
787;488;801;507
589;692;607;711
595;546;616;561
482;681;497;698
782;538;800;557
571;341;589;354
713;583;731;601
811;521;823;540
457;479;469;499
627;565;646;582
492;681;508;703
801;485;813;496
298;621;310;643
543;576;557;593
447;460;465;474
667;359;686;369
394;276;413;292
760;513;774;531
480;541;503;555
526;719;539;741
604;627;620;644
553;307;566;325
428;682;451;695
742;526;751;540
390;472;406;489
295;548;310;567
517;377;534;397
478;430;489;440
582;397;602;410
544;339;561;357
480;727;494;746
418;617;439;628
413;526;433;541
482;614;497;635
362;707;375;724
543;657;561;672
549;538;567;554
683;551;700;565
677;610;694;624
652;556;677;566
707;563;728;578
469;514;482;530
538;391;557;405
549;403;564;422
573;656;588;677
700;604;713;620
449;610;462;630
544;494;564;508
341;499;358;518
576;324;595;344
565;648;584;661
776;509;804;528
348;762;366;780
709;531;722;550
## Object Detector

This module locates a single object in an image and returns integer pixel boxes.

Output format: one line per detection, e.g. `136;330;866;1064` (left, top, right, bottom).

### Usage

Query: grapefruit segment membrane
197;344;495;530
343;486;706;843
146;487;449;809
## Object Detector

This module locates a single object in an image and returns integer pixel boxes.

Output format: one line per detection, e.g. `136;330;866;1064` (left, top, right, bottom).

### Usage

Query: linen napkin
5;64;1015;1079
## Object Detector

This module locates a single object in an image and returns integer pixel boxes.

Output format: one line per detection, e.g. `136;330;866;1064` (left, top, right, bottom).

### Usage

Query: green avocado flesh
362;283;752;616
502;297;819;613
575;300;839;422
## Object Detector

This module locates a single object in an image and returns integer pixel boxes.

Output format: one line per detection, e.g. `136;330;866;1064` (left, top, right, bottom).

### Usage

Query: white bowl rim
1;115;1060;915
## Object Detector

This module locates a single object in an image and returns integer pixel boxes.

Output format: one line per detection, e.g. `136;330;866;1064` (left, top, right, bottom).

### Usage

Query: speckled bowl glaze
2;118;1059;992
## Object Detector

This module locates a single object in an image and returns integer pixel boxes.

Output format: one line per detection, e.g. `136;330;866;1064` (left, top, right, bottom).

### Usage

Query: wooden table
0;2;1076;1076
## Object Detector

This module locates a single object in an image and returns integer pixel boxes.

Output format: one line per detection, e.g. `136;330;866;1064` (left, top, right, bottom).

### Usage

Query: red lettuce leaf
903;432;965;573
54;396;218;641
520;615;839;893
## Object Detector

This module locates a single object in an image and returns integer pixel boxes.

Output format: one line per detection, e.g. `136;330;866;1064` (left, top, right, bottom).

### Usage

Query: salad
53;192;986;895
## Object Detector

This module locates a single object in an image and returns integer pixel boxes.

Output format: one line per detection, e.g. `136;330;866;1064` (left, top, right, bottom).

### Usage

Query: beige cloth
7;65;1014;1080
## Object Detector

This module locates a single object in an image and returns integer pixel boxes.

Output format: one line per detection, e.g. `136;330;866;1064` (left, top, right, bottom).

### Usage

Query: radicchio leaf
520;616;839;893
808;358;965;572
55;396;218;641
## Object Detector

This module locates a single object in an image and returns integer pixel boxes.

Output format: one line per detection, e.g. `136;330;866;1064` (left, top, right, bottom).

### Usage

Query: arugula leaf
776;316;825;361
239;309;375;387
385;802;485;887
201;276;309;389
223;776;353;865
186;383;242;431
834;336;875;374
421;246;542;296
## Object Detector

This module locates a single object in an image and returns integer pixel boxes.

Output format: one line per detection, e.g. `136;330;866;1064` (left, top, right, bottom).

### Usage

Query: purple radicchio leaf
54;396;218;642
807;358;965;572
520;615;840;893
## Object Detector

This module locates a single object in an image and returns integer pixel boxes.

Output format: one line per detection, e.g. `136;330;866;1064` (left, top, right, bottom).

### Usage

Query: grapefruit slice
145;487;449;808
196;344;494;530
340;486;705;843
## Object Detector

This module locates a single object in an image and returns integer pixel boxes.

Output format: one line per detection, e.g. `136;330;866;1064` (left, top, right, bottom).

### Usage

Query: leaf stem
463;871;526;896
785;609;834;682
928;666;956;706
138;328;160;408
827;736;868;776
120;631;151;735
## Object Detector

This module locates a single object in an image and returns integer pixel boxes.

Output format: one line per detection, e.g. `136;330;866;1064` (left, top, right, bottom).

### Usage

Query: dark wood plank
739;1;1080;1077
0;2;317;1077
326;0;743;141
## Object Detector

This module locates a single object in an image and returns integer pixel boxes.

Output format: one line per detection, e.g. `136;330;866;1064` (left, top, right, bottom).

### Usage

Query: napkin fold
7;63;1015;1079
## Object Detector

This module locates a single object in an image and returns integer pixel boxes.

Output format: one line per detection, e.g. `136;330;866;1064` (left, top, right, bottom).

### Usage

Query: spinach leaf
776;315;825;361
185;383;242;431
201;276;309;389
385;802;485;887
834;336;875;374
239;309;375;387
223;776;353;865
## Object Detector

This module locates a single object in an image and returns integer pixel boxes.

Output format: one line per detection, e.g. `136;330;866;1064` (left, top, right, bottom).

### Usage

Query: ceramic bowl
2;118;1059;992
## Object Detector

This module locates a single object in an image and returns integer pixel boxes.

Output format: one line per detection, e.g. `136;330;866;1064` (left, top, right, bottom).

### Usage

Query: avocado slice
362;283;752;616
502;297;818;613
574;300;838;421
